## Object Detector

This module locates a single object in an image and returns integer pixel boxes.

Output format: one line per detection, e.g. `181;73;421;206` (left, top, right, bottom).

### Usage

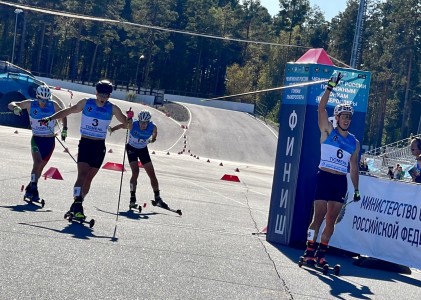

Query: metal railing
362;134;421;180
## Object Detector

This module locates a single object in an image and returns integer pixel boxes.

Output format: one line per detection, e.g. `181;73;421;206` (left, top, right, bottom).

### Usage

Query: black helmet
96;80;113;94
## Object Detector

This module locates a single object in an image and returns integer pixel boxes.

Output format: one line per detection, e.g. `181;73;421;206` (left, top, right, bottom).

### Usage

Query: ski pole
47;122;77;163
342;200;355;209
115;107;132;223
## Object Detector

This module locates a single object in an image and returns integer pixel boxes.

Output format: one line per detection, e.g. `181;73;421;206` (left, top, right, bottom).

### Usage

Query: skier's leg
303;200;327;261
129;161;140;207
81;167;100;198
70;186;85;219
140;147;168;209
316;201;343;265
29;136;54;201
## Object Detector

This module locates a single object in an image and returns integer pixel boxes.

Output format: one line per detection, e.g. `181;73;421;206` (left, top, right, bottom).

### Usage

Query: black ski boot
315;243;329;267
154;195;168;209
129;192;137;209
69;197;85;220
31;186;40;201
24;184;33;200
24;183;40;201
303;241;317;264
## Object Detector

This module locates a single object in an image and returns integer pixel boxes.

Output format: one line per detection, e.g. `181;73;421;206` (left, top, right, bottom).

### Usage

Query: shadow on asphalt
94;206;157;220
0;203;52;212
18;221;112;240
268;241;421;297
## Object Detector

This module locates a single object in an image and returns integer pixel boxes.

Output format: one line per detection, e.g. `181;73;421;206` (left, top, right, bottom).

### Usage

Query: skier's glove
149;137;156;143
107;125;113;135
13;106;22;116
61;127;68;141
353;189;361;202
126;109;134;120
39;117;51;126
327;72;343;91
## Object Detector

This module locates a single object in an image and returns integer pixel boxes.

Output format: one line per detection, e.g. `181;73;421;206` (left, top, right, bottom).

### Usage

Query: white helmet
138;110;151;122
334;104;353;116
36;85;51;100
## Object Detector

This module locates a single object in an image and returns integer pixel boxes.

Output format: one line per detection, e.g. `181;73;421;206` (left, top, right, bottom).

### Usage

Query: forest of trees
0;0;420;148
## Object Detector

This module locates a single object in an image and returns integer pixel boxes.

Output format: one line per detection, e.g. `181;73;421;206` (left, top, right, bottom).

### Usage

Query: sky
260;0;348;21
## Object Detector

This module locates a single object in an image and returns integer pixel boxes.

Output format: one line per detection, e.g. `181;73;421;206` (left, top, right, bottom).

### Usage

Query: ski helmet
96;80;113;94
334;104;353;116
138;110;151;122
36;85;51;100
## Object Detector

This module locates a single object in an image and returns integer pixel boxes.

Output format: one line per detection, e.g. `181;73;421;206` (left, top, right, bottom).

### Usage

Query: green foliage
0;0;420;148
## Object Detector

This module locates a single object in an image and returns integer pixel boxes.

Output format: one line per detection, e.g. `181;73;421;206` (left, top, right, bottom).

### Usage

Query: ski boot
64;197;95;228
129;194;142;213
31;186;40;202
68;197;86;220
129;194;137;209
154;195;169;209
23;183;45;207
24;184;33;200
302;241;317;264
315;243;329;267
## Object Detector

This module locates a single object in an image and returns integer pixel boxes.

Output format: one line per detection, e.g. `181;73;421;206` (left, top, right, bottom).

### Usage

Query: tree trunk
376;81;388;147
88;42;99;83
17;11;28;66
46;25;55;77
400;50;413;138
35;24;46;74
71;23;82;81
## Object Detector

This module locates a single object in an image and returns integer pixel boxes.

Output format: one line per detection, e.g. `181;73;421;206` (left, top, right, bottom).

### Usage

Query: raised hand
327;72;343;91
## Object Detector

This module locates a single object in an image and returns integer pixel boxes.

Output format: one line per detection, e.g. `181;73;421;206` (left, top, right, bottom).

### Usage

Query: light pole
134;54;145;86
11;8;23;64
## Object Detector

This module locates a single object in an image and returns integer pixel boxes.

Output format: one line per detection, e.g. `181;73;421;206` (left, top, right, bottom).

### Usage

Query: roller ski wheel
23;196;45;208
64;212;95;228
298;256;329;275
333;264;341;276
151;200;182;216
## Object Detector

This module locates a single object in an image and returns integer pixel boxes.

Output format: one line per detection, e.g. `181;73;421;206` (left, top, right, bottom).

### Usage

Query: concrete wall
38;77;255;113
164;94;254;113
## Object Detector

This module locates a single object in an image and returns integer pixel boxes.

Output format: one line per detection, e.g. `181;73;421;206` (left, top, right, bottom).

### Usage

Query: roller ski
129;196;142;213
23;184;45;208
298;256;341;275
298;244;340;275
64;198;95;228
151;196;182;216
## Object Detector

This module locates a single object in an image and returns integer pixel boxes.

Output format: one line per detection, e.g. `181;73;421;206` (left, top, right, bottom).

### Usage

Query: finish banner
267;63;371;246
330;175;421;269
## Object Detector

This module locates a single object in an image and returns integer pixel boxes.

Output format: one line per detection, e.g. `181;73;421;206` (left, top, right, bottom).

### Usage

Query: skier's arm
350;141;360;200
318;88;333;137
108;123;126;134
8;100;31;115
47;98;86;121
150;125;157;143
52;101;68;128
112;105;133;128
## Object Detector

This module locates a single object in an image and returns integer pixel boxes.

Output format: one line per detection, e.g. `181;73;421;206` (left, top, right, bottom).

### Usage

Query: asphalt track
1;90;420;299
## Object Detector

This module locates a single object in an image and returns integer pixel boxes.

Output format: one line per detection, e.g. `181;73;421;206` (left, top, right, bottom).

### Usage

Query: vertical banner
266;65;309;245
267;63;371;246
